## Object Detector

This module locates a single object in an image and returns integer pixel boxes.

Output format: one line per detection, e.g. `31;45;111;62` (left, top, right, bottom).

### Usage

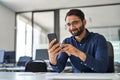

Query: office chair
106;41;114;73
25;60;47;72
17;56;32;67
0;50;5;64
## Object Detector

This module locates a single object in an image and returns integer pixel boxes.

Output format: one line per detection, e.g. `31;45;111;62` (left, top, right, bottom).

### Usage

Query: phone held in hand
47;33;59;44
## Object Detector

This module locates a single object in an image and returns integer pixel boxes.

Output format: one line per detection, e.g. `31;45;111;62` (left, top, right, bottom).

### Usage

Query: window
33;11;54;60
16;13;32;61
16;11;54;61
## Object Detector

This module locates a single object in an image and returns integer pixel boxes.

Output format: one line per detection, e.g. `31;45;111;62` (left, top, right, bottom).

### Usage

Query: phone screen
47;33;58;44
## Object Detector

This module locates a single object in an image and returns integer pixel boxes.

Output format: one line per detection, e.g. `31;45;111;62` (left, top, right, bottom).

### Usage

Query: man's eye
72;21;78;25
67;23;71;26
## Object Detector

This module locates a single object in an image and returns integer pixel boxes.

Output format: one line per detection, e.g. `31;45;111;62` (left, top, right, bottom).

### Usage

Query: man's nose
69;24;75;29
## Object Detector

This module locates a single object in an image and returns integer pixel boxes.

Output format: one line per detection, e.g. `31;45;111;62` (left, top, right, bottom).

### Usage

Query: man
48;9;108;73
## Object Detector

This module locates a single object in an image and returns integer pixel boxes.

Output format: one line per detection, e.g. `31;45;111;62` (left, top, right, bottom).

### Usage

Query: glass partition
33;11;54;60
16;12;32;61
16;11;54;62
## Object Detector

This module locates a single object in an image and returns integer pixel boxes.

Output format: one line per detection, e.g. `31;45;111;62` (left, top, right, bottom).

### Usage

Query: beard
69;25;85;36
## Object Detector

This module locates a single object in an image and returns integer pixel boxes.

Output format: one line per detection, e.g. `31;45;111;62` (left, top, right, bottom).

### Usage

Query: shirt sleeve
50;52;69;72
83;35;108;72
50;38;69;73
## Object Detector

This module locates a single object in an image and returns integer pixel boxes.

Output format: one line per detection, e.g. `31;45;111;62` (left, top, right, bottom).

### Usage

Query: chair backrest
25;60;47;72
0;50;5;63
106;41;114;72
17;56;32;67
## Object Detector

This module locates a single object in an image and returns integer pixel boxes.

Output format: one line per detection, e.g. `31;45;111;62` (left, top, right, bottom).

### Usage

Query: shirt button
80;62;82;64
80;44;82;46
91;68;94;70
84;63;87;66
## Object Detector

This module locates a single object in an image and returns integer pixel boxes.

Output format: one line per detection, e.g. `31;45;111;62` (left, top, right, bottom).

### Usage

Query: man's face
65;15;85;36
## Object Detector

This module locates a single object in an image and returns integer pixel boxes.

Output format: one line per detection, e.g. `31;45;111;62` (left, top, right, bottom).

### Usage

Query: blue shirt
51;29;108;73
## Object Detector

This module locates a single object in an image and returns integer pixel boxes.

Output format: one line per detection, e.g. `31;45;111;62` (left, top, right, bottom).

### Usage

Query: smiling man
48;9;108;73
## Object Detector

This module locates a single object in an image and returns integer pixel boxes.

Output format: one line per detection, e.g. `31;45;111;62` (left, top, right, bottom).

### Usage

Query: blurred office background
0;0;120;72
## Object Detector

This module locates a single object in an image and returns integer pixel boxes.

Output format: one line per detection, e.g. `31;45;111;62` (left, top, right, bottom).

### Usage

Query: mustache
69;25;85;36
71;28;79;31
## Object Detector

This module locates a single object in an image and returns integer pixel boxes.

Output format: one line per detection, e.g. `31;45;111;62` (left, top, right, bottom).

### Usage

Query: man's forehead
66;15;81;22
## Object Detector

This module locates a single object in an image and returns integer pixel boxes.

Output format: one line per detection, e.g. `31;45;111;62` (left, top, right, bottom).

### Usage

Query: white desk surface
0;67;25;72
0;72;120;80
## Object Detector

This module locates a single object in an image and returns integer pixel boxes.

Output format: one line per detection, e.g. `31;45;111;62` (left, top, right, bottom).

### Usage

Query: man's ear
83;19;86;26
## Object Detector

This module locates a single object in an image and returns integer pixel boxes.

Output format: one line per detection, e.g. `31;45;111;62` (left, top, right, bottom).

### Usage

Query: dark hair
65;9;85;21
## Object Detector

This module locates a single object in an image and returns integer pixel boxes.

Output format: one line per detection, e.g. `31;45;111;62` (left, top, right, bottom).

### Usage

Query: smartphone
47;33;59;44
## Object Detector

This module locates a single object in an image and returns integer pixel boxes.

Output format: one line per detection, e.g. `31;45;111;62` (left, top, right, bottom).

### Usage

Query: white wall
0;4;15;51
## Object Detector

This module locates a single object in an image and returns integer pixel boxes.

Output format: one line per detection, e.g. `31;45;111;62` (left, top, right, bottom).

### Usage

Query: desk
0;72;46;80
0;66;72;72
6;67;25;72
0;67;25;72
0;72;120;80
46;73;120;80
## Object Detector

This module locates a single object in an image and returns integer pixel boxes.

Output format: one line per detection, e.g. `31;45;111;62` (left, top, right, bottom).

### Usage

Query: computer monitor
35;49;48;60
4;51;16;64
0;50;5;63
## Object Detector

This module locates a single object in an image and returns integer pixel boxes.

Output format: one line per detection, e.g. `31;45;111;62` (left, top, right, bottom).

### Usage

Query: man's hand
48;39;61;65
61;44;86;61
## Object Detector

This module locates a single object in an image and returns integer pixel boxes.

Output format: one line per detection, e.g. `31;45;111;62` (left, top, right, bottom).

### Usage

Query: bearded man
48;9;108;73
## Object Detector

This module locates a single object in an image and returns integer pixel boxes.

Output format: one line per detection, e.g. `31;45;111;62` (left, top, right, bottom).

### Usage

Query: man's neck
75;29;87;42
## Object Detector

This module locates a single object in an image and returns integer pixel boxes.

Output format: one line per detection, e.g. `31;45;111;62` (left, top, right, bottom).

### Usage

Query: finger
51;43;61;51
48;43;60;54
62;46;69;52
52;49;61;58
54;47;61;54
51;48;61;58
62;44;70;47
48;39;57;49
